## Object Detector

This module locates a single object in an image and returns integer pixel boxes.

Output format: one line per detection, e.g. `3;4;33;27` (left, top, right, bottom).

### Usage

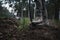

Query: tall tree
47;0;60;20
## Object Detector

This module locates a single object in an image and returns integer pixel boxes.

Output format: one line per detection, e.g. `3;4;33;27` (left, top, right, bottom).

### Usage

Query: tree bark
54;7;59;20
54;1;59;20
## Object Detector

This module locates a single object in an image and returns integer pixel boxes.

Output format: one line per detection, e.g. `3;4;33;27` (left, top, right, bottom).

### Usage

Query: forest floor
0;18;60;40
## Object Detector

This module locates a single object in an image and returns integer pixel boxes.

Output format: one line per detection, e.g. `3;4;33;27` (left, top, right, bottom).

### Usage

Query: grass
17;17;31;31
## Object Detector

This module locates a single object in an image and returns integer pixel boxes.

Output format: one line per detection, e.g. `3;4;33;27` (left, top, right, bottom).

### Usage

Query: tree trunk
54;1;59;20
29;0;33;22
41;0;47;23
54;7;59;20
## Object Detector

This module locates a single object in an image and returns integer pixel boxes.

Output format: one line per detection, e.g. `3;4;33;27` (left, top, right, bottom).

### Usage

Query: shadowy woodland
0;0;60;40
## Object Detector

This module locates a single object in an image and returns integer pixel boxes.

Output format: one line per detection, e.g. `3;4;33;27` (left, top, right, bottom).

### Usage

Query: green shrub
0;7;15;18
17;17;31;30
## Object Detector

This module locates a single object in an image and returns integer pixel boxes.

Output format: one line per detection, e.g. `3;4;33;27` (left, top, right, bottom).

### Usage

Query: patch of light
30;1;33;4
14;12;17;15
11;2;13;4
27;0;29;3
2;0;5;4
14;1;16;3
2;1;14;12
1;0;18;17
2;4;5;7
2;1;10;9
45;0;48;1
14;10;18;15
33;0;34;1
8;7;13;13
0;0;2;1
20;0;22;2
17;2;19;4
5;3;10;9
23;8;26;11
32;17;43;23
16;16;20;19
